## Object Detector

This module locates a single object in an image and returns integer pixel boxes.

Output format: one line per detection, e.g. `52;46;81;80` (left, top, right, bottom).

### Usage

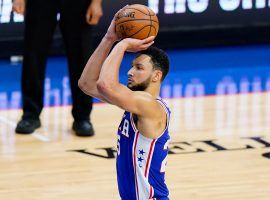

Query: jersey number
160;140;170;173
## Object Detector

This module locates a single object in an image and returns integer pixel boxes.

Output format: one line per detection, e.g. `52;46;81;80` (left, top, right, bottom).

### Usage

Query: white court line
32;132;50;142
0;116;16;127
0;116;50;142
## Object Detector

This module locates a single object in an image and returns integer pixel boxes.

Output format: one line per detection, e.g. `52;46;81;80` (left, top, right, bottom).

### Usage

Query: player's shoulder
132;92;164;116
133;92;165;110
133;91;152;97
132;91;156;102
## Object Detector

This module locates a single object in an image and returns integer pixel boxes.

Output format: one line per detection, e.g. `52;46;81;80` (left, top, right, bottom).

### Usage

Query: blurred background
1;0;270;109
1;0;270;54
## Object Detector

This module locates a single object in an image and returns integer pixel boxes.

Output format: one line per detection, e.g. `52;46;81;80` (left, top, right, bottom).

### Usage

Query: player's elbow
78;78;87;92
96;80;113;96
78;79;94;96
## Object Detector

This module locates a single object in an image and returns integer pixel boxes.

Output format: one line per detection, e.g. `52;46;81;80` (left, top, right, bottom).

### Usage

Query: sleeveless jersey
116;97;171;200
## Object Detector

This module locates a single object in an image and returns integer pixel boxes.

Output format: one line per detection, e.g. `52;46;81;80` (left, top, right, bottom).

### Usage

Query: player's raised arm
96;37;161;116
78;9;123;102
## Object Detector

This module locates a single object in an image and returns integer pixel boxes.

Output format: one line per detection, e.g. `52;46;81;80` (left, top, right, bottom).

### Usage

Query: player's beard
127;76;152;91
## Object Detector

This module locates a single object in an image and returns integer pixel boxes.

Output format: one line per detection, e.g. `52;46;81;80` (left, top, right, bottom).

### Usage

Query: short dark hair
139;46;170;82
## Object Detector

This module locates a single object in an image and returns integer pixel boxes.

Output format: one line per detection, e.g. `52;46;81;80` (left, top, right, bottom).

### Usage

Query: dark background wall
0;0;270;58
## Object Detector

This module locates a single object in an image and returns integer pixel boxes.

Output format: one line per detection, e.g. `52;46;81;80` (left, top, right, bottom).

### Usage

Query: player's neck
145;84;160;98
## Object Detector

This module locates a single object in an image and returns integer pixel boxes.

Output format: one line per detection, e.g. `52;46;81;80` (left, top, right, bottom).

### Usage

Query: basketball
115;4;159;40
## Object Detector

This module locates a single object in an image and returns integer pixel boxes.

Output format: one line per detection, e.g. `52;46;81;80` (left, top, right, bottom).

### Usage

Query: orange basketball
115;4;159;40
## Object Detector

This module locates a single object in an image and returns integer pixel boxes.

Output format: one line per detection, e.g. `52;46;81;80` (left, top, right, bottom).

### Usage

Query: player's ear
152;70;162;82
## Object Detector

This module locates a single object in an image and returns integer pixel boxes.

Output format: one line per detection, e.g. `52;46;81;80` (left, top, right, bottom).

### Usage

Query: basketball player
79;10;170;200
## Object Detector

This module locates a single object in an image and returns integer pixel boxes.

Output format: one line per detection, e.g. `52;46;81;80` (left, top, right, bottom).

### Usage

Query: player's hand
105;5;129;42
86;0;103;25
121;36;155;52
12;0;25;15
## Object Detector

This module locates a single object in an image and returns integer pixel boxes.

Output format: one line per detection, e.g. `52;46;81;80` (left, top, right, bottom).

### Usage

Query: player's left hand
122;36;155;52
86;0;103;25
105;5;129;42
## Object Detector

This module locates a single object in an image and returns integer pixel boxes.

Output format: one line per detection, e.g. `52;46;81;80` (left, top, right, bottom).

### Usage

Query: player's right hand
121;36;155;52
105;5;129;42
12;0;25;15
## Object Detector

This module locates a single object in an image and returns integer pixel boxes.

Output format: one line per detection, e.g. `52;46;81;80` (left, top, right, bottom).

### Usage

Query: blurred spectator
12;0;103;136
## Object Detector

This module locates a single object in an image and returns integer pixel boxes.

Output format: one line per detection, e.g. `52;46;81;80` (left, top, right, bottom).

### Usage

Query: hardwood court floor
1;93;270;200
